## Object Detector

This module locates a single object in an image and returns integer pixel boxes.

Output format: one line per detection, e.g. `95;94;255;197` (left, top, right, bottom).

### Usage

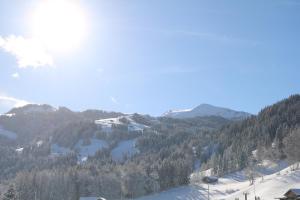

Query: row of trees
0;149;193;200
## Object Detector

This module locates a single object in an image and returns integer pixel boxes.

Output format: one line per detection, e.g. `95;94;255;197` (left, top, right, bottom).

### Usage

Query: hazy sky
0;0;299;116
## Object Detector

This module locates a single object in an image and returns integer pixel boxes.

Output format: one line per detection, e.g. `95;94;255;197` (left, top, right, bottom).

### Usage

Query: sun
31;0;88;53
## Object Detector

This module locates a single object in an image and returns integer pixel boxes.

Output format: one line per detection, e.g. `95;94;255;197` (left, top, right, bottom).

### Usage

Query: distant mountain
7;104;57;115
163;104;251;120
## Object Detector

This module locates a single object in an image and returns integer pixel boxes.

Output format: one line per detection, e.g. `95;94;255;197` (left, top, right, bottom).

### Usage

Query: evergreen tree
2;185;16;200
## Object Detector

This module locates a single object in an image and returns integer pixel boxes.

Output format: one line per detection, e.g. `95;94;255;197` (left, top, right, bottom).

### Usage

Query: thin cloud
0;35;53;68
0;95;29;109
110;96;119;105
162;30;259;46
11;72;20;79
121;27;259;46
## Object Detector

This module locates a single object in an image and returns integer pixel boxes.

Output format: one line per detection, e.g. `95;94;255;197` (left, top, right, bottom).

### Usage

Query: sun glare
32;0;88;53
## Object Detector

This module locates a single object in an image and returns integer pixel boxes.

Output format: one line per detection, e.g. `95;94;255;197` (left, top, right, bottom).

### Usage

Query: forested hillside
204;95;300;175
0;105;230;199
0;95;299;200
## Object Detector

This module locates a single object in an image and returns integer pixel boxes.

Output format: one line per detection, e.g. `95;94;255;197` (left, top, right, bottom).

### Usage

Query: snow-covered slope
163;104;251;120
111;139;139;162
95;115;148;133
51;139;109;162
51;143;72;156
75;139;108;161
135;161;300;200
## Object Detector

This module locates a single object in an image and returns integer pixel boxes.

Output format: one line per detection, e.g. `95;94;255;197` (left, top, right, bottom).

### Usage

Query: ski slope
75;139;108;161
51;138;108;162
135;161;300;200
111;139;138;162
95;115;148;133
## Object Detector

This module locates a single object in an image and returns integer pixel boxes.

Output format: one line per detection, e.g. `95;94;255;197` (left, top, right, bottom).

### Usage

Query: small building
202;176;218;184
277;189;300;200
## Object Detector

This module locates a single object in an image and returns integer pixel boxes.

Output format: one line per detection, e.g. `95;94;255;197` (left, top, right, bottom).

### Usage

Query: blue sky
0;0;299;116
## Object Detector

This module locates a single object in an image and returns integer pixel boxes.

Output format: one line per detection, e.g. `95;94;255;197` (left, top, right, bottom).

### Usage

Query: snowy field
135;161;300;200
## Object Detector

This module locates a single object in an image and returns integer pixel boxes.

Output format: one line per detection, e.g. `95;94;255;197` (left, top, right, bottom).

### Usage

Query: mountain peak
163;104;251;120
7;104;57;115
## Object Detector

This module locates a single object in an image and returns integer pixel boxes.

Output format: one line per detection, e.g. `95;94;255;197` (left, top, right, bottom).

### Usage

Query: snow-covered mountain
163;104;251;120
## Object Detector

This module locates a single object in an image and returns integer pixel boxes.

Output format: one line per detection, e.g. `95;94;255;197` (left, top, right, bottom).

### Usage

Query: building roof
284;189;300;197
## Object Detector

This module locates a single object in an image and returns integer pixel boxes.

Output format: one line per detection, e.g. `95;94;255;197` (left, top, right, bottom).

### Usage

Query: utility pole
207;184;210;200
253;178;256;198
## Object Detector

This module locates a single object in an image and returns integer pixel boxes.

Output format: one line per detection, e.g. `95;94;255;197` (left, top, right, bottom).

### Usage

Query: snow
163;104;251;119
111;139;139;162
95;115;148;133
135;161;300;200
95;117;121;132
0;126;17;140
126;116;148;132
37;140;43;147
51;144;72;156
51;139;109;162
81;157;88;162
224;166;300;200
163;108;193;117
75;138;108;160
16;147;24;153
1;113;16;117
80;197;106;200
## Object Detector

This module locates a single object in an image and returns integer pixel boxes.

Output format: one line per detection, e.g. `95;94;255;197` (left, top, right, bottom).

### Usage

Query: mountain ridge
163;103;251;120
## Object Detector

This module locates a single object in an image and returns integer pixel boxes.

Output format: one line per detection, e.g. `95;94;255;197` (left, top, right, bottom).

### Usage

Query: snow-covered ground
126;116;148;132
51;138;109;162
95;115;148;133
0;126;17;139
51;143;72;156
162;104;250;119
50;135;140;162
111;139;139;162
16;147;24;153
135;161;300;200
95;117;122;133
80;197;106;200
75;139;108;161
